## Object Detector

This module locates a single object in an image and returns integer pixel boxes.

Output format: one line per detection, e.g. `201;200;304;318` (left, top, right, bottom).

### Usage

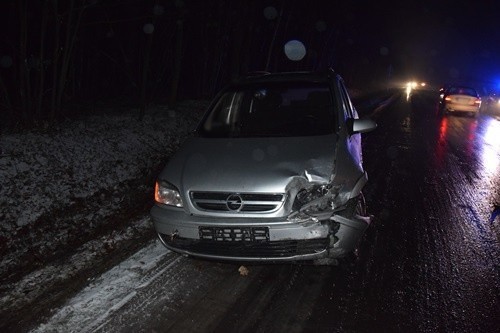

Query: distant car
439;85;481;117
438;84;449;99
484;92;500;113
150;69;377;264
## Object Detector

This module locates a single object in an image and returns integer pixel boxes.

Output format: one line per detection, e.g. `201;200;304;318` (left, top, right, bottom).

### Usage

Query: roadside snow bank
0;101;208;281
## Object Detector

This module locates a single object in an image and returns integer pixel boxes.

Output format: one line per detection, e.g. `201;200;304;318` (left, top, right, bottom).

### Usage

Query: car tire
337;193;370;268
313;194;370;267
356;191;367;216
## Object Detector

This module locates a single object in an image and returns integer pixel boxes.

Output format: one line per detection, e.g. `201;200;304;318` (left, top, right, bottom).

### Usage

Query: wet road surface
200;90;499;333
29;90;500;333
300;90;500;332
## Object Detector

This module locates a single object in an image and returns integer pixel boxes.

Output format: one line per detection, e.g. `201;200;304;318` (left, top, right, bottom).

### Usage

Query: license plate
199;226;269;242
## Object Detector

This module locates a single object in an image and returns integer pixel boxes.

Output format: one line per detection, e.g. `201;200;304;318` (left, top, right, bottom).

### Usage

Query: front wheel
355;192;367;216
338;193;375;268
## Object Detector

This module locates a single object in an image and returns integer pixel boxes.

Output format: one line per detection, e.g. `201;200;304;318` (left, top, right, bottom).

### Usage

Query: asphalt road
28;89;500;333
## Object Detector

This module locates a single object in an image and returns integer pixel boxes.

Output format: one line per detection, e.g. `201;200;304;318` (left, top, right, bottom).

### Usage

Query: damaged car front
150;69;376;264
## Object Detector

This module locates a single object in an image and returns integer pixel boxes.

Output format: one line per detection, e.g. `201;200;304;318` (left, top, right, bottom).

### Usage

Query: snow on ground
30;238;177;333
0;100;208;327
1;215;152;318
0;101;204;227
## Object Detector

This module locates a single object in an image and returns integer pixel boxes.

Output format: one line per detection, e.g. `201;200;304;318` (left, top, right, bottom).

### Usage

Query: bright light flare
405;82;413;100
404;80;426;100
480;119;500;174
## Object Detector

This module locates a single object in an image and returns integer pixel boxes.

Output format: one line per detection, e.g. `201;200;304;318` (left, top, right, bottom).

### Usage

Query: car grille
190;191;285;213
159;233;329;258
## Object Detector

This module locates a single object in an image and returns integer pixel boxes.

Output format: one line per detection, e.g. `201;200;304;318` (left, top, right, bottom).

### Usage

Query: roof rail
245;71;271;77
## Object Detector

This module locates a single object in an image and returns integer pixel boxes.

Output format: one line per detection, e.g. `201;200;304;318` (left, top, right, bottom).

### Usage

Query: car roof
446;85;477;92
234;69;339;85
447;84;476;89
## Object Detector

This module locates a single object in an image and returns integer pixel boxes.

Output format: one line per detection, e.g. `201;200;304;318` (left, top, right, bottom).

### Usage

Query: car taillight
445;96;452;102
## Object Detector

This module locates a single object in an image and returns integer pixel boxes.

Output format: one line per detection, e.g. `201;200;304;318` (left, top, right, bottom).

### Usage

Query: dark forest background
0;0;398;129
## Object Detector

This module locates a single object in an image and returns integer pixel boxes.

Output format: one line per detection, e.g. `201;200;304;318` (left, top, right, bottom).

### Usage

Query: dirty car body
150;69;377;263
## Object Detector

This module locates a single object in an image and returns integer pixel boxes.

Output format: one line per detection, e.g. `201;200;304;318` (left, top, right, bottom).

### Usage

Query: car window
447;86;478;97
199;82;336;138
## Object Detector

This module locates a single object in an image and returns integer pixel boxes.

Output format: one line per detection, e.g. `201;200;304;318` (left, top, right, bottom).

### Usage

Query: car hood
161;135;338;194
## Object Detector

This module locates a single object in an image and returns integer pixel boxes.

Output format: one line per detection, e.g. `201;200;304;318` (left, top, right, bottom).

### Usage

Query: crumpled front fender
328;212;372;258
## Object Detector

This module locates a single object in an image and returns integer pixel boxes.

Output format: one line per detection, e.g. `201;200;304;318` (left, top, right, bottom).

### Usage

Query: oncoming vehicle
439;85;481;117
484;91;500;114
150;69;377;264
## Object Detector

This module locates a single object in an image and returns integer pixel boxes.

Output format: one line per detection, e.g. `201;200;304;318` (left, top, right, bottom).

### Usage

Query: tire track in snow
30;239;179;333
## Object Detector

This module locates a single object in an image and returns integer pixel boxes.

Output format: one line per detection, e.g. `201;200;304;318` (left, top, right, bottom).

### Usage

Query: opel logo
226;194;243;211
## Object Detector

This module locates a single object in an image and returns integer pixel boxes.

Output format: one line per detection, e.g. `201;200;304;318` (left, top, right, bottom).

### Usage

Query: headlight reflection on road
466;121;477;157
480;118;500;175
406;83;412;101
435;117;448;169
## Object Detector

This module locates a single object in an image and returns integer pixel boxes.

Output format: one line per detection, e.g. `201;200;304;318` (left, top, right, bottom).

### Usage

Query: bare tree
51;0;86;119
138;5;157;121
5;0;89;126
36;2;49;119
18;0;31;122
167;17;184;109
264;3;284;72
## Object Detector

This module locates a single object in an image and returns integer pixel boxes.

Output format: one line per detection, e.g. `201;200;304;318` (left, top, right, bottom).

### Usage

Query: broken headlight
292;184;343;213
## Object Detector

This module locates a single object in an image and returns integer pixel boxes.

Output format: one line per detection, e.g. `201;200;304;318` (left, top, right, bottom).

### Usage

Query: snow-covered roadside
0;100;207;290
29;236;177;333
1;215;154;330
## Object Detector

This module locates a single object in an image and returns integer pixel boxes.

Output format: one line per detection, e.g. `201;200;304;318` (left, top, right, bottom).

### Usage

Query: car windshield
198;82;336;138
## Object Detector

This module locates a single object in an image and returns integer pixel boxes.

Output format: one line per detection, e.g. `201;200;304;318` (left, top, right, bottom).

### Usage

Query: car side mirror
347;118;377;135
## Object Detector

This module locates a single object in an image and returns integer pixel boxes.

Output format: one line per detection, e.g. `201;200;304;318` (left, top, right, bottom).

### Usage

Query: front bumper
150;205;371;262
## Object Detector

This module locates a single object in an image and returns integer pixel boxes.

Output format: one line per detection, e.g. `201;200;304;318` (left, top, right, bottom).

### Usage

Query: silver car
150;69;377;264
439;85;482;117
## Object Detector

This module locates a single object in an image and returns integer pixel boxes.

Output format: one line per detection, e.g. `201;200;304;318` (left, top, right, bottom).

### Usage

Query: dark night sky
349;0;500;88
1;0;500;118
281;0;500;89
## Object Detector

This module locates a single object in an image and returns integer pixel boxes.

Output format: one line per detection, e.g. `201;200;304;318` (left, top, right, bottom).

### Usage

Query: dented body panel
150;69;376;262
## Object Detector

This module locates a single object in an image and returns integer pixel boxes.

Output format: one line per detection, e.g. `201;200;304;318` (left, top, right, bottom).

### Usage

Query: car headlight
154;180;183;207
293;186;328;211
